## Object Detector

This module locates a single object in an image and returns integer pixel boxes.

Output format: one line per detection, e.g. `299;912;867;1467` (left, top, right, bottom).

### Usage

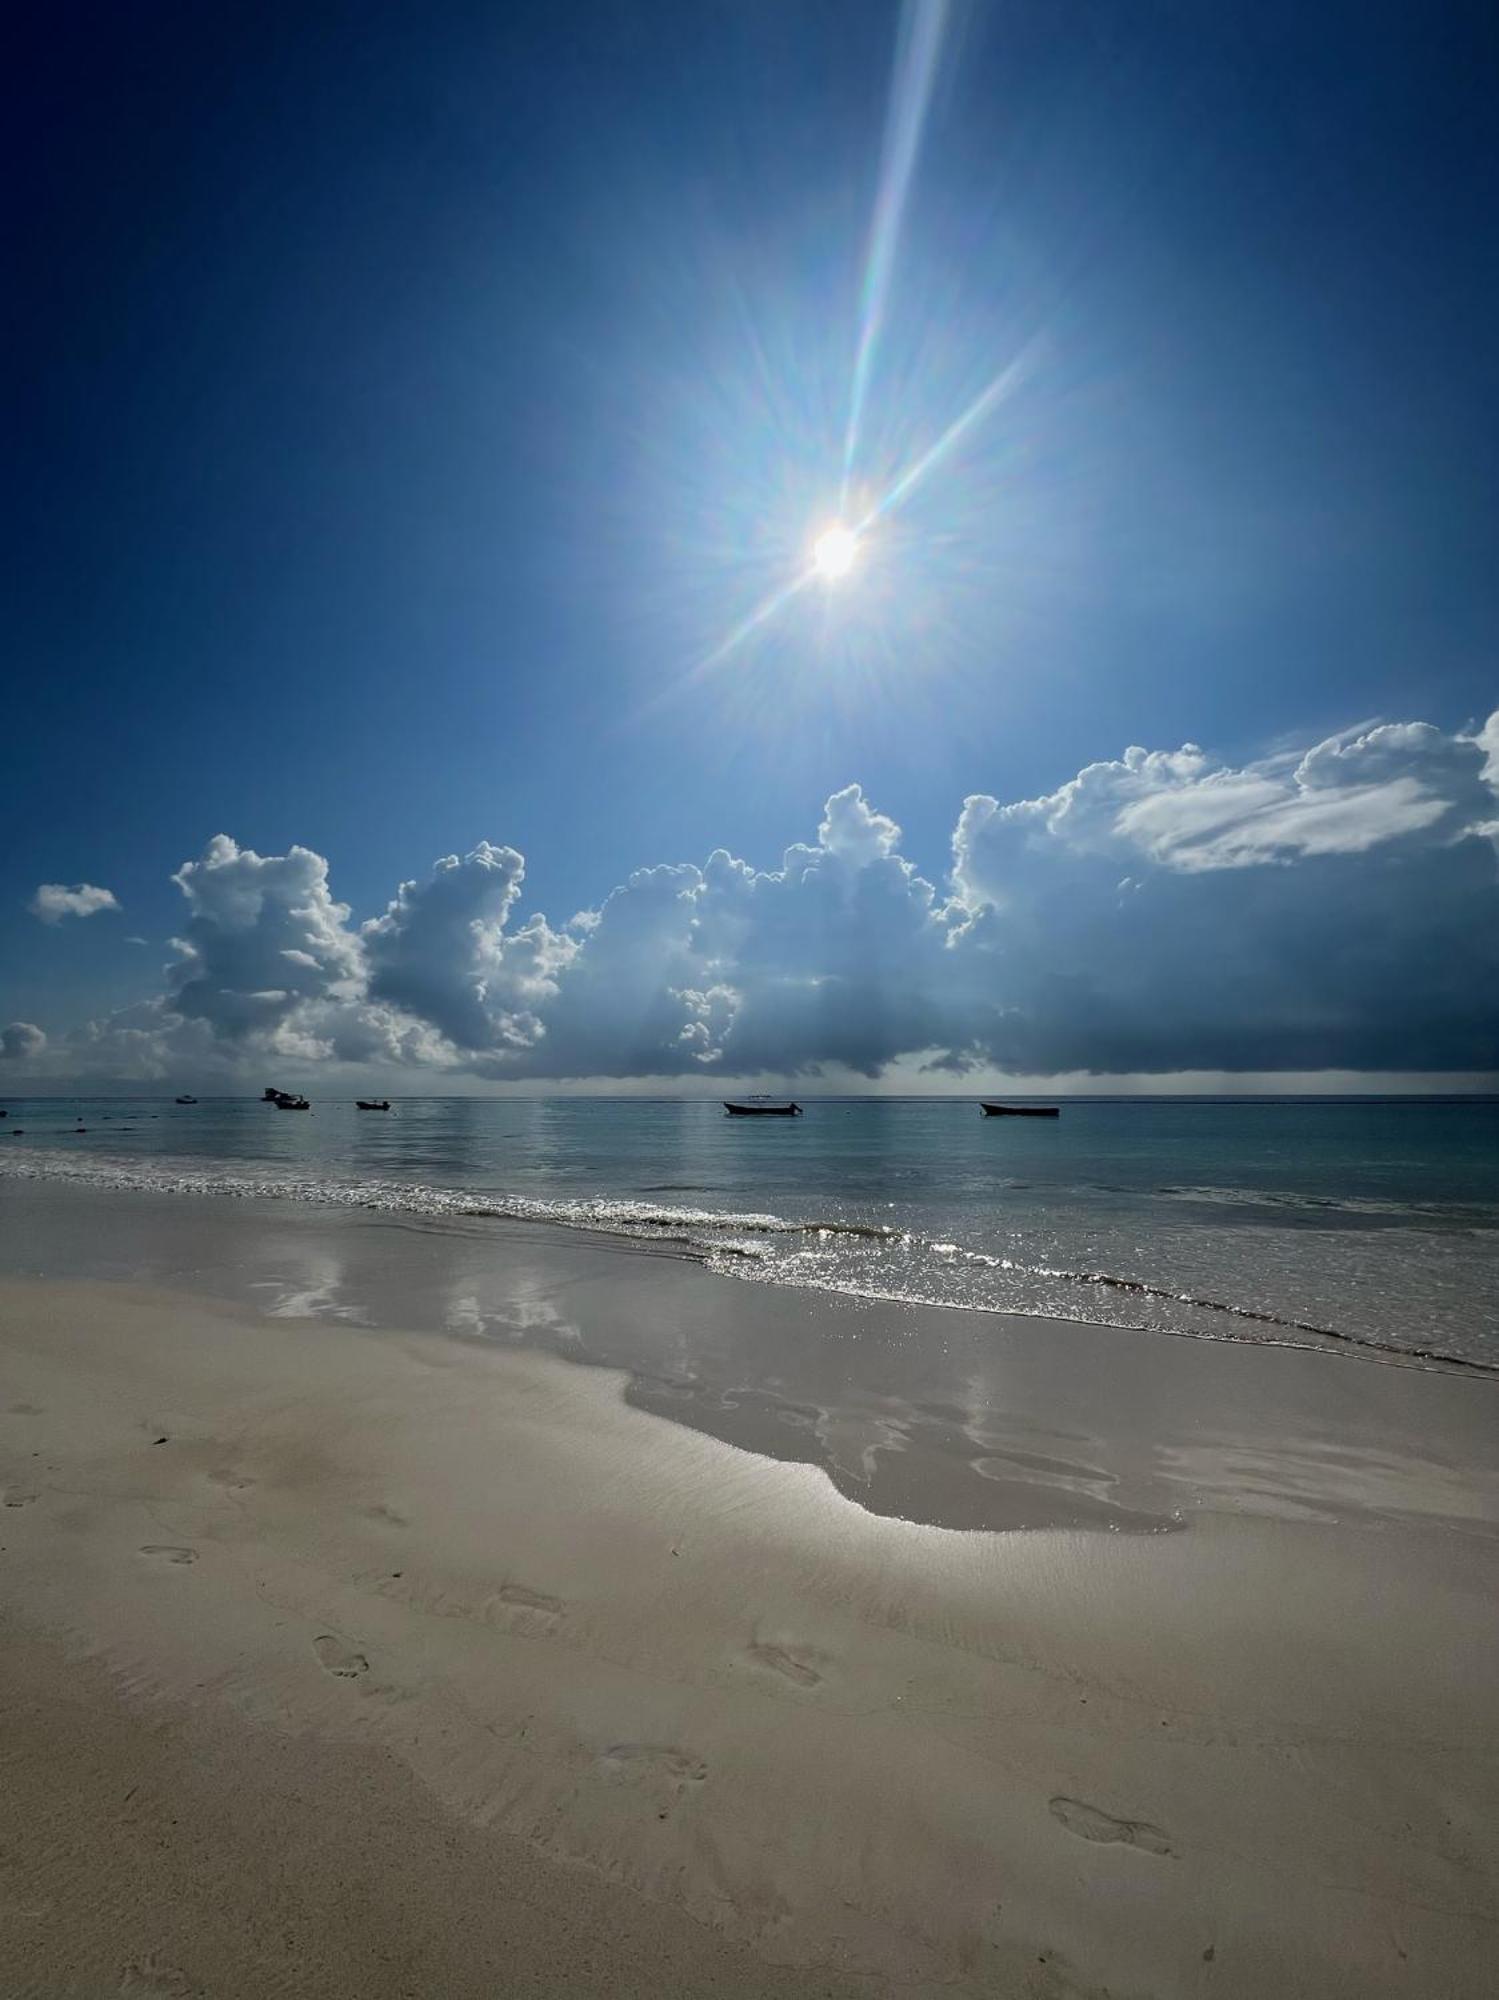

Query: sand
1;1197;1497;1996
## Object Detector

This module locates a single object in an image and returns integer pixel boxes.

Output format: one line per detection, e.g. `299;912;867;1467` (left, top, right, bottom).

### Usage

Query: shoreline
3;1141;1494;1377
1;1184;1497;1993
3;1177;1498;1537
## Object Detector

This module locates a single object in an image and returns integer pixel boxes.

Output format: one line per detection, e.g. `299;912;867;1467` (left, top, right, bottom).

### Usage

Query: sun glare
812;521;859;582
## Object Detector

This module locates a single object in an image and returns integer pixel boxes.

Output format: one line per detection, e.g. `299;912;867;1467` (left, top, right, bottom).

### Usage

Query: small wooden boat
356;1099;391;1111
274;1094;311;1111
980;1102;1059;1117
175;1094;197;1104
724;1099;802;1116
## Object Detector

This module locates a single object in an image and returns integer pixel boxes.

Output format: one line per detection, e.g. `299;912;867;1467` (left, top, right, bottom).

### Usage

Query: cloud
363;842;574;1053
15;709;1498;1083
948;715;1499;1072
30;882;119;923
1;1022;46;1061
165;835;363;1040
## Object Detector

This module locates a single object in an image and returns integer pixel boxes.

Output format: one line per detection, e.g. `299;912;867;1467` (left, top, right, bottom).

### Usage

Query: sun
811;521;859;582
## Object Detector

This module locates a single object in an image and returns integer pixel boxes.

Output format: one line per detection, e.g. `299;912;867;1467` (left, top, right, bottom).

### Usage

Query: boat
980;1102;1059;1117
274;1094;311;1111
175;1094;197;1105
263;1086;284;1102
355;1099;391;1111
724;1099;802;1116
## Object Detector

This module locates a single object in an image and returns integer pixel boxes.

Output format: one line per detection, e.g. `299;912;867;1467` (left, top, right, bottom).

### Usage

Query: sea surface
1;1094;1495;1368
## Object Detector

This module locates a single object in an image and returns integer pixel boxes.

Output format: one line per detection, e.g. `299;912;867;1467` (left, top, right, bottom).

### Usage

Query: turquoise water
2;1095;1495;1364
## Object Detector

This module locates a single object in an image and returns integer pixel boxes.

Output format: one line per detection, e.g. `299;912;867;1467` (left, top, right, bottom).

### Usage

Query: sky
5;0;1497;1090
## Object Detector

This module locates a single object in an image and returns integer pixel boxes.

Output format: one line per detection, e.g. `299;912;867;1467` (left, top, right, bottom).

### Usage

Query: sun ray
665;0;1036;693
858;346;1036;529
841;0;950;512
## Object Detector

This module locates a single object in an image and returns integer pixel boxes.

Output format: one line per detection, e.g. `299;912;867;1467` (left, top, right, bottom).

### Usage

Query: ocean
1;1094;1495;1368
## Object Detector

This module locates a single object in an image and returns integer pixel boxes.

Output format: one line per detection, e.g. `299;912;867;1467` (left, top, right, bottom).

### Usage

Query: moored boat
724;1099;802;1116
980;1102;1059;1117
356;1099;391;1111
174;1094;197;1104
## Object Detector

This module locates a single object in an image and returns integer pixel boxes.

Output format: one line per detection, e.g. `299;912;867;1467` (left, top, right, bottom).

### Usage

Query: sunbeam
666;0;1039;696
841;0;949;510
689;570;818;682
859;346;1036;528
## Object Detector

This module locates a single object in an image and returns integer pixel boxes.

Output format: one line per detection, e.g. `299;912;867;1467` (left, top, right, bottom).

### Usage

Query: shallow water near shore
3;1177;1496;1540
2;1093;1496;1364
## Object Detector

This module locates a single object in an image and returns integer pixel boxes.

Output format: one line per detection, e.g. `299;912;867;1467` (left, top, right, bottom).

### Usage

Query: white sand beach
1;1188;1496;1997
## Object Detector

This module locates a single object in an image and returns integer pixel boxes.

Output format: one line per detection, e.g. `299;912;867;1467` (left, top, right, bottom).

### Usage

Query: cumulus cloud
1;1021;47;1061
30;882;119;923
363;842;574;1053
948;716;1499;1072
15;709;1498;1083
165;835;363;1040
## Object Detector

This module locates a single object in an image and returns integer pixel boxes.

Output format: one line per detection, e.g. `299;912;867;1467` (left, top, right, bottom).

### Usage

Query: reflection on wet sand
3;1181;1495;1539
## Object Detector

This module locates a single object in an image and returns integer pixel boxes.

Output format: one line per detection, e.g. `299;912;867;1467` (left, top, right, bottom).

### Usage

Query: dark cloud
10;712;1496;1082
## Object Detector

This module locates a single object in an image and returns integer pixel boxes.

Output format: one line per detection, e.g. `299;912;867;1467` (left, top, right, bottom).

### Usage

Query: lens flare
812;522;859;581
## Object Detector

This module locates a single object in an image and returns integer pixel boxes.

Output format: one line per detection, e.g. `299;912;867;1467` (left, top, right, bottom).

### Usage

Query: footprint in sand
138;1544;197;1564
745;1640;824;1688
207;1467;255;1492
313;1633;369;1678
364;1502;409;1527
599;1743;708;1788
8;1402;43;1416
1049;1795;1176;1858
3;1489;38;1508
496;1582;563;1619
118;1955;203;1997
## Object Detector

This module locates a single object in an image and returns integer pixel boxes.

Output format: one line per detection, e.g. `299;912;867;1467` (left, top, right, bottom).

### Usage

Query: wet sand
0;1185;1496;1995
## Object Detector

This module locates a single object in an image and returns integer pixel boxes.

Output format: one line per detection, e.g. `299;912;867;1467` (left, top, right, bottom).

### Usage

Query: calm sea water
1;1095;1495;1365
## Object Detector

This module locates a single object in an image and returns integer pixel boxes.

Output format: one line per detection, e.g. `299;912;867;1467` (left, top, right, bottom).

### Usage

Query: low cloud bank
13;711;1498;1084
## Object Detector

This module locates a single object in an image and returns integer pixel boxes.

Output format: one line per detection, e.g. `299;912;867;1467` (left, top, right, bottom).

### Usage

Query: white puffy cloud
165;835;363;1040
15;709;1498;1083
363;842;574;1053
1;1021;46;1061
30;882;119;923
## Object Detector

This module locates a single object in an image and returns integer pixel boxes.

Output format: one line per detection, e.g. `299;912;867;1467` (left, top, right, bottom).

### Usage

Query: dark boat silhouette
356;1099;391;1111
724;1099;802;1116
980;1102;1059;1117
273;1093;310;1110
174;1094;197;1104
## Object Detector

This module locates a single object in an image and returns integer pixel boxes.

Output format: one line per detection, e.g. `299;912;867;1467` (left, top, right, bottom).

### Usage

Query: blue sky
6;1;1497;1084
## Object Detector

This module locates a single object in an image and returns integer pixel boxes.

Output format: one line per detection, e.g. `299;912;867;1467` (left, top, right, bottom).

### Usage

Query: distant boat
274;1094;311;1111
980;1102;1059;1118
262;1086;283;1102
355;1099;391;1111
175;1094;197;1105
724;1099;802;1116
